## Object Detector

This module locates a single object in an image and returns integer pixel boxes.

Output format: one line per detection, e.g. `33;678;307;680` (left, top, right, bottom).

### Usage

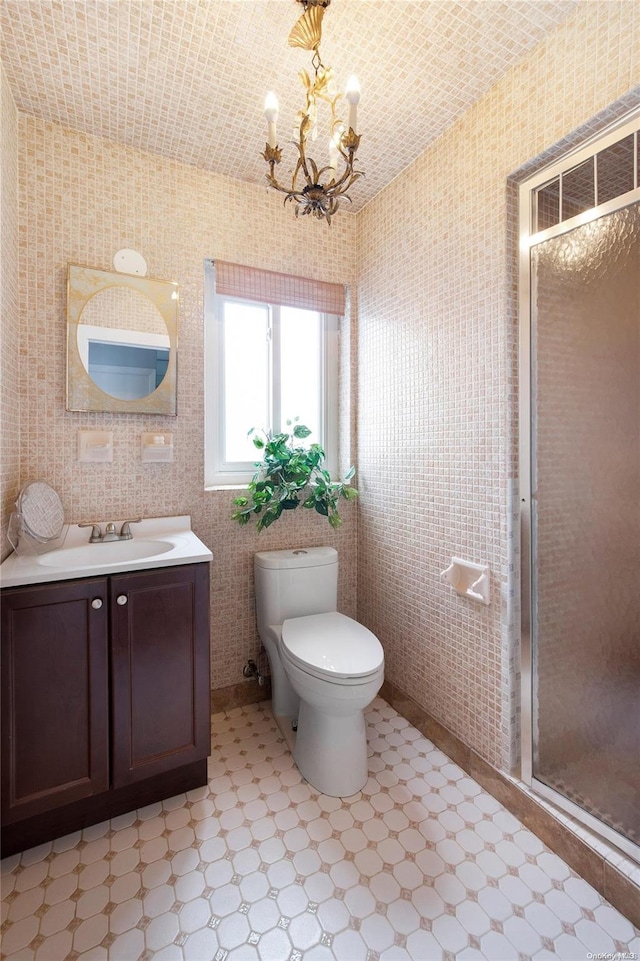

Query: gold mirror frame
66;263;178;415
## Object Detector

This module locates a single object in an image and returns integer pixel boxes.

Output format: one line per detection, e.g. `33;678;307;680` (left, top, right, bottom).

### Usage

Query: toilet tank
254;547;338;633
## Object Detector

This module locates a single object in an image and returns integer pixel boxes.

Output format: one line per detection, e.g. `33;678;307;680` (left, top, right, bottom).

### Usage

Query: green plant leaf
230;418;356;531
258;504;283;531
344;465;355;481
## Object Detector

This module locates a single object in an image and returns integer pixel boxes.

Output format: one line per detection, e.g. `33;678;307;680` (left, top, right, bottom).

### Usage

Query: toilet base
294;701;369;798
273;712;297;754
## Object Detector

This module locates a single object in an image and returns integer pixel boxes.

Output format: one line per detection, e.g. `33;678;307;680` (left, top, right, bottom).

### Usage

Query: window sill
205;484;250;492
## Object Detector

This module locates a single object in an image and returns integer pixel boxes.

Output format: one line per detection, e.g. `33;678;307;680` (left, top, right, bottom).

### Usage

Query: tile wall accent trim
380;679;640;929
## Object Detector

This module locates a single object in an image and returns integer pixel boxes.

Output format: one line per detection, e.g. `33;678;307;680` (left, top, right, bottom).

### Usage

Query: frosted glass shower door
531;203;640;848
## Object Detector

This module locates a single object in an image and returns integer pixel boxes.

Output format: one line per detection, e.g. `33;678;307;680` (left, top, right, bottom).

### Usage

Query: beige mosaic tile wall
356;1;639;770
13;116;358;688
1;65;20;562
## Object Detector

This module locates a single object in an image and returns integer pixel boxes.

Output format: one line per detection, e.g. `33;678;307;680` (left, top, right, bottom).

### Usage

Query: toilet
254;546;384;797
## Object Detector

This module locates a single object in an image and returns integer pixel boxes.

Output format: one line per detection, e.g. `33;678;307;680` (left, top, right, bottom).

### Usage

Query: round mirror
67;263;178;415
77;287;171;401
18;481;65;543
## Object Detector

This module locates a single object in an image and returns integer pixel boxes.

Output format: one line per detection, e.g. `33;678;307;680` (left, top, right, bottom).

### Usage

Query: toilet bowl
281;611;384;796
254;548;384;797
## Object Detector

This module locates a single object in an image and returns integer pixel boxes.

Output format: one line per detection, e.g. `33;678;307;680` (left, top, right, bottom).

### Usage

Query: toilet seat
281;611;384;682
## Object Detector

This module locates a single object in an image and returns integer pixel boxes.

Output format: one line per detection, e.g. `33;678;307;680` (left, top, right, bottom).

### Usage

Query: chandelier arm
329;175;360;199
315;133;363;192
324;153;360;193
294;117;315;187
266;165;300;198
267;150;363;197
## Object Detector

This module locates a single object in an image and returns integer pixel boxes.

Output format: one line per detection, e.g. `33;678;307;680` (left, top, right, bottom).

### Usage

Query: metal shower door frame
518;108;640;864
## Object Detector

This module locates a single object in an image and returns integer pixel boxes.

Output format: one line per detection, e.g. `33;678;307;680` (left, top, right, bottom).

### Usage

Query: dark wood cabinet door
1;579;110;824
110;564;210;787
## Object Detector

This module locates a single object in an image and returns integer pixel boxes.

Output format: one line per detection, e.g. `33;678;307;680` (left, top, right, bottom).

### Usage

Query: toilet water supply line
244;659;298;731
243;659;266;686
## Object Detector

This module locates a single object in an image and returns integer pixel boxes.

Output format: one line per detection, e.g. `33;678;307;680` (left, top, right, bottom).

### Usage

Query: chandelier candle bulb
345;74;361;133
329;137;339;172
264;91;279;148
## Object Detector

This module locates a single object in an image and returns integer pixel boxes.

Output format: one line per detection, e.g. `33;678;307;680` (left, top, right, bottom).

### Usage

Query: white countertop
0;515;213;588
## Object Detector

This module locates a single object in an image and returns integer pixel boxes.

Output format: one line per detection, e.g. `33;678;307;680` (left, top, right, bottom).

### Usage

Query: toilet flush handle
293;549;308;555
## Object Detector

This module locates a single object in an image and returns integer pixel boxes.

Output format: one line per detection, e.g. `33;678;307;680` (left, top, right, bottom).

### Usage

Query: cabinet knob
91;598;103;610
116;595;128;606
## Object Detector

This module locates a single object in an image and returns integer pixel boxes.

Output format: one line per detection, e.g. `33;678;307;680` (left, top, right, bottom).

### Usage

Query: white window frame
204;262;339;489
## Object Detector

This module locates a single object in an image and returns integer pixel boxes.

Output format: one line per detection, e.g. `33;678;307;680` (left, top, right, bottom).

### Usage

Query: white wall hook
113;248;147;276
440;557;490;605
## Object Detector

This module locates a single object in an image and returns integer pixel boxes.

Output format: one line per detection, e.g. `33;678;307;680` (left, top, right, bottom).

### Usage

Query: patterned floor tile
1;698;637;960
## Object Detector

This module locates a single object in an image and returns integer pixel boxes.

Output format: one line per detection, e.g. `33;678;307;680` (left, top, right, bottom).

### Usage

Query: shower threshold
522;775;640;868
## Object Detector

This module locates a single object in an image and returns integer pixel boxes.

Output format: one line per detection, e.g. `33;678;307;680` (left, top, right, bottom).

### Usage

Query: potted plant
231;421;357;532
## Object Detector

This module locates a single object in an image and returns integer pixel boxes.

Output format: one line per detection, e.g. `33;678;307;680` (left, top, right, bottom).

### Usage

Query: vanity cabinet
110;566;210;786
1;563;210;857
1;579;110;824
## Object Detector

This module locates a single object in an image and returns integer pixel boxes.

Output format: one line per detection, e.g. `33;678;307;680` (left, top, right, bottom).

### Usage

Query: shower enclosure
519;112;640;862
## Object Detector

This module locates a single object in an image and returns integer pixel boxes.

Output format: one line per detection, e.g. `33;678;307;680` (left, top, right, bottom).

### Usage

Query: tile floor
1;698;638;961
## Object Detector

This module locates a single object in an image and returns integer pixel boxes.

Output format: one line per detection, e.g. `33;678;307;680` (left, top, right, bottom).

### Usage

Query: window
204;261;340;487
533;127;638;233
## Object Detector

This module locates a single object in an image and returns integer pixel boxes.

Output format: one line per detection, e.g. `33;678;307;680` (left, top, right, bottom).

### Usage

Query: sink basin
37;539;175;569
0;515;213;587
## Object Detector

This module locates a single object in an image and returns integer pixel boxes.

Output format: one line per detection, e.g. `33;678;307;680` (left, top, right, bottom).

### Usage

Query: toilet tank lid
255;547;337;570
282;612;384;678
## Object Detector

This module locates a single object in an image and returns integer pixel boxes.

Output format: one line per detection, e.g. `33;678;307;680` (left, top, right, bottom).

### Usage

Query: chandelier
262;0;363;225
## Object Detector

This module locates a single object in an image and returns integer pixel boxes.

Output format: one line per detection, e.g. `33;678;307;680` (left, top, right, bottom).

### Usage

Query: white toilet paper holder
440;557;490;605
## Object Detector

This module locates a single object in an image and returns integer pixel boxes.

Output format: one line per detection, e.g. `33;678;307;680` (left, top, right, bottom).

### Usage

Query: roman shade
214;261;345;316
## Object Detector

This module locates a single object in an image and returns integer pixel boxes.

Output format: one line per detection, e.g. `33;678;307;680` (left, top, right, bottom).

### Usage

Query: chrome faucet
119;520;141;540
102;523;120;543
79;519;142;543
